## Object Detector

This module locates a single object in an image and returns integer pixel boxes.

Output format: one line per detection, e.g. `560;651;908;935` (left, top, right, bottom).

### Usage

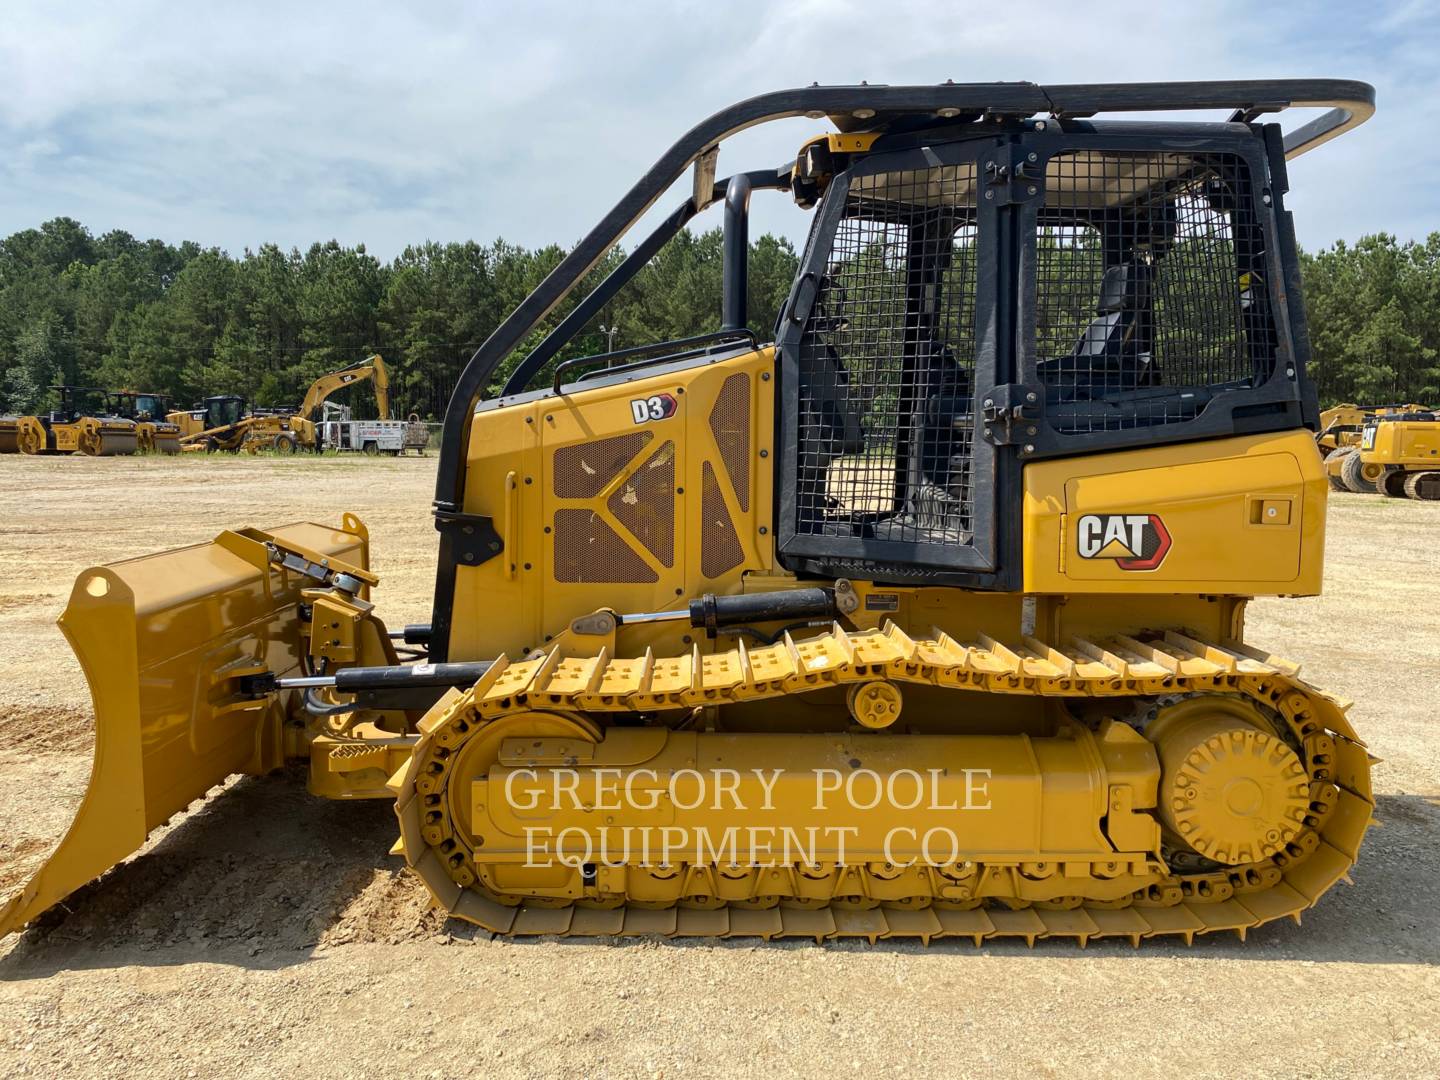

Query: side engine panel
447;349;776;660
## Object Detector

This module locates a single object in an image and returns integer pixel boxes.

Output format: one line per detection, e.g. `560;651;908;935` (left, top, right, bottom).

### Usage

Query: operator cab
780;124;1291;584
46;386;111;424
203;395;248;429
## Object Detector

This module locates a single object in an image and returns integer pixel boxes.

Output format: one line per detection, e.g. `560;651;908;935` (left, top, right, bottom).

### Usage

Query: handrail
551;329;760;394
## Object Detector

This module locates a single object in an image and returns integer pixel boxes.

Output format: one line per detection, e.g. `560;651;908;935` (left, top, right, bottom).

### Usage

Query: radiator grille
794;162;978;548
1036;150;1276;434
700;460;744;579
709;372;751;512
607;440;676;568
553;509;658;583
553;431;652;498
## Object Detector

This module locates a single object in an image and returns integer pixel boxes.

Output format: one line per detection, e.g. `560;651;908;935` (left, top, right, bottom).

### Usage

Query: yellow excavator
1316;402;1430;491
243;354;391;452
2;80;1379;946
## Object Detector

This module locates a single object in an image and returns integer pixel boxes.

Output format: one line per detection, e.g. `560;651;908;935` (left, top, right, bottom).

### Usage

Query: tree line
0;217;1436;419
0;218;798;420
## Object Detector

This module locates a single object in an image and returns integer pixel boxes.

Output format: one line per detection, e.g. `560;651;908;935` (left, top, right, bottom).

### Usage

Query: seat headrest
1097;263;1144;314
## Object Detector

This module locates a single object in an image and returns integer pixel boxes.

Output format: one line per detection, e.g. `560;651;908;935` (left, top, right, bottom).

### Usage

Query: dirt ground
1;453;1437;1079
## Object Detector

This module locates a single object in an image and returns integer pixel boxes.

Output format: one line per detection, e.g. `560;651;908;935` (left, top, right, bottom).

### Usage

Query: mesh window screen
1036;150;1276;434
794;163;980;549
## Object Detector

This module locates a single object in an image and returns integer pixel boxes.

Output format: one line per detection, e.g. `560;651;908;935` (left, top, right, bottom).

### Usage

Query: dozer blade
0;517;372;937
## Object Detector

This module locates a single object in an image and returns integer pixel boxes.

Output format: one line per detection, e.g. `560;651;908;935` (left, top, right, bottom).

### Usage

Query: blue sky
1;1;1435;260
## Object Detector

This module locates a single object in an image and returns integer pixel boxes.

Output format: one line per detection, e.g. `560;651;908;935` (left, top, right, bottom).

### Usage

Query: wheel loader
2;80;1380;946
1356;411;1440;499
0;386;139;456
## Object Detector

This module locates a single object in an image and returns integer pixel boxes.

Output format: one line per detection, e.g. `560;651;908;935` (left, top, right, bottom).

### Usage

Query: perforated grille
552;431;652;498
794;163;979;549
553;509;658;583
700;461;744;579
709;373;751;512
607;440;675;567
1036;150;1276;434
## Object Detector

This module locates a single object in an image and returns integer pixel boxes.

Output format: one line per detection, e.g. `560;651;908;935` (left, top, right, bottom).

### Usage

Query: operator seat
1040;261;1155;402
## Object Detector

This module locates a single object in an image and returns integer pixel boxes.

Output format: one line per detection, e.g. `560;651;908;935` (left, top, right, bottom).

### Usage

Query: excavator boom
298;355;389;422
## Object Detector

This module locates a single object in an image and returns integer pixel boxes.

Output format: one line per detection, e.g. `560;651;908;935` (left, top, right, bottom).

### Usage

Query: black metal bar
722;173;753;331
550;330;758;394
500;198;701;398
387;623;432;645
333;661;493;692
687;588;836;638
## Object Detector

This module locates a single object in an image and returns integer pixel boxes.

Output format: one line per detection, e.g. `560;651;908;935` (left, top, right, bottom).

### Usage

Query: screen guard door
776;141;1008;581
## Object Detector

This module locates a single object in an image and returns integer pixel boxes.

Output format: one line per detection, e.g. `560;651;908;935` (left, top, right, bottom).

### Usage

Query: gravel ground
1;453;1437;1079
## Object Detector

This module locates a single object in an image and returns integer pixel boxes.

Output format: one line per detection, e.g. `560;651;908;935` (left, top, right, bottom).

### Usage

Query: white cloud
0;0;1429;258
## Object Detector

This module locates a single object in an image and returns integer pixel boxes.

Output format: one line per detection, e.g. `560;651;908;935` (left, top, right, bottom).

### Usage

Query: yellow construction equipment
243;355;391;452
173;394;252;452
2;79;1380;946
1356;411;1440;499
0;414;50;455
1;386;139;456
1317;402;1430;491
108;391;182;453
166;357;390;453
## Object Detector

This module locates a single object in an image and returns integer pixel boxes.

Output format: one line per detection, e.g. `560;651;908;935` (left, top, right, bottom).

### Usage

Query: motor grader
3;80;1379;946
172;394;252;451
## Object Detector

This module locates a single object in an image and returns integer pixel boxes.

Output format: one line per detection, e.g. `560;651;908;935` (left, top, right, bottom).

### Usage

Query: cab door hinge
981;383;1042;448
982;148;1045;207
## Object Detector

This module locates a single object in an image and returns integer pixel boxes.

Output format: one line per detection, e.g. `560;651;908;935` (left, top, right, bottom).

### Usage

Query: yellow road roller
109;391;182;453
5;386;139;456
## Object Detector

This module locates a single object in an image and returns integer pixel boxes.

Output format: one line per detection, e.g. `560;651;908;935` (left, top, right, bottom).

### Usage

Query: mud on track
1;454;1438;1079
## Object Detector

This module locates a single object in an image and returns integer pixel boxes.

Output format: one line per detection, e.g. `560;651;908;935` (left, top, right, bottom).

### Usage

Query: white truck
317;405;431;455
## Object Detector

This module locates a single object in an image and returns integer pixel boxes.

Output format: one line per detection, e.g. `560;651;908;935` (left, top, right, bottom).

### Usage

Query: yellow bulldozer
2;79;1380;946
0;385;140;456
